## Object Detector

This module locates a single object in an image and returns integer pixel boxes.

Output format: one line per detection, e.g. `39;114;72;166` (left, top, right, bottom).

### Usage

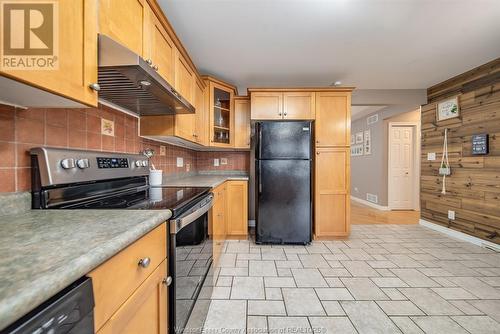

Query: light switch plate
160;145;166;156
427;152;436;161
448;210;455;220
214;158;220;167
220;158;228;165
176;157;183;167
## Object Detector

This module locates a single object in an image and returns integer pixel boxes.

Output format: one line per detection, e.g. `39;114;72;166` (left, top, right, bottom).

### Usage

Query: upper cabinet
204;76;237;148
174;51;195;105
283;92;315;119
315;92;351;147
99;0;147;57
234;97;251;149
144;8;176;84
0;0;98;106
250;92;283;120
194;80;209;146
249;90;315;120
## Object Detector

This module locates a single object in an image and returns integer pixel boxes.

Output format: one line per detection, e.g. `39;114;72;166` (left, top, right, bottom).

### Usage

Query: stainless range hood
97;34;194;115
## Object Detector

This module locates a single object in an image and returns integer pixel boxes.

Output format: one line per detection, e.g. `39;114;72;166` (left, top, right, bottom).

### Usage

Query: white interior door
389;126;414;209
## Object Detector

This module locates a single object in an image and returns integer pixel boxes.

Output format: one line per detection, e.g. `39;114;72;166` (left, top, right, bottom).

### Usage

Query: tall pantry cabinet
314;91;351;238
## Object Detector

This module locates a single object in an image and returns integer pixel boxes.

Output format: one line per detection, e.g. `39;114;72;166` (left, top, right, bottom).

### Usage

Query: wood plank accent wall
421;58;500;244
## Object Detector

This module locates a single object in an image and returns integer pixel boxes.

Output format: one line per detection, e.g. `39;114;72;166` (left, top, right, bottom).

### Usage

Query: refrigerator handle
258;160;262;194
258;124;262;159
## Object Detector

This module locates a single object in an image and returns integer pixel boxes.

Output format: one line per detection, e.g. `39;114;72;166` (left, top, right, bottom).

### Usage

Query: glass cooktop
72;186;211;216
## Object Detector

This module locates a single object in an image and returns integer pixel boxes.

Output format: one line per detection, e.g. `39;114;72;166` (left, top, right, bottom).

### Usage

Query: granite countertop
0;208;172;331
161;172;249;188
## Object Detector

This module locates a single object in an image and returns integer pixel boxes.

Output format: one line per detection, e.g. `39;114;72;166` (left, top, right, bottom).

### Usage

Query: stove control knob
60;158;75;169
135;160;143;167
142;160;149;167
76;158;90;169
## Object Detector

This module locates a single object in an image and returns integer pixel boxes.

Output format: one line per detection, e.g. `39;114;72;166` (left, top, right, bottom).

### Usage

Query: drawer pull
162;276;172;286
138;257;151;268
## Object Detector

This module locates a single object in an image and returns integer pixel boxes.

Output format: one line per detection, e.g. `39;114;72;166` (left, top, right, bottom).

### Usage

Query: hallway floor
196;224;500;334
351;201;420;225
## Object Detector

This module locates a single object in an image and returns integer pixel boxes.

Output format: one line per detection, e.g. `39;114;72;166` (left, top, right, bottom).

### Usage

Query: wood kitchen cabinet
204;77;237;148
0;0;98;106
97;261;167;334
194;80;209;145
250;90;315;120
143;6;176;85
99;0;147;57
315;92;351;147
226;181;249;238
211;183;227;265
250;92;283;120
89;223;168;332
175;50;195;105
315;148;350;237
283;92;315;119
234;97;251;149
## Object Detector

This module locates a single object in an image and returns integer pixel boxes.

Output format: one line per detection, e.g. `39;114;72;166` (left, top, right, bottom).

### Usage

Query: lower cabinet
89;223;168;334
209;180;249;264
211;183;227;266
314;148;350;238
96;261;167;334
226;181;248;238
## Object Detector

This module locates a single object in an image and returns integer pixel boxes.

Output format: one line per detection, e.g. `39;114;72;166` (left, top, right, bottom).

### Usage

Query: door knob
89;83;100;92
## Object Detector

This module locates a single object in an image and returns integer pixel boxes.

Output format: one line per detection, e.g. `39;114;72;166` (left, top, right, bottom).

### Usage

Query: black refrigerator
255;121;312;244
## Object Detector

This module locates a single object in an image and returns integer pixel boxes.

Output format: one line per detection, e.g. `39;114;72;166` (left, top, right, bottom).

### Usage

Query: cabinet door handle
153;65;159;71
278;112;282;116
162;276;172;286
138;257;151;268
146;59;153;66
284;112;288;117
316;152;320;155
89;83;100;92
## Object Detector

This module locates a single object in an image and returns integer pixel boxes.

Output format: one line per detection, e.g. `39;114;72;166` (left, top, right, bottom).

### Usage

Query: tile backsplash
0;104;249;193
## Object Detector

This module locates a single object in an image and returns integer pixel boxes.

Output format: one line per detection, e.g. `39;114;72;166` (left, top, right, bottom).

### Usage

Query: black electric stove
30;147;214;334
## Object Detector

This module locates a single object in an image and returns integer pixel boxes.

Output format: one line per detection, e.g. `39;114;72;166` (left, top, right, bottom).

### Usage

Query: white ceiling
159;0;500;93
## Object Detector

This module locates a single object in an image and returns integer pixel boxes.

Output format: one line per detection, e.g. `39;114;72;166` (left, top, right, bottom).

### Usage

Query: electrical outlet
160;145;166;156
354;187;359;193
176;157;183;167
427;152;436;161
186;163;190;172
214;158;220;167
220;158;228;165
448;210;455;220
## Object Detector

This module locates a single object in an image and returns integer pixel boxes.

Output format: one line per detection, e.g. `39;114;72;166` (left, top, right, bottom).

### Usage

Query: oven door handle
169;193;214;234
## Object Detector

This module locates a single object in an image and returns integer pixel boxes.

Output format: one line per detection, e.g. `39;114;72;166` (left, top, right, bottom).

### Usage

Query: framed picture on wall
437;96;460;121
364;129;371;155
355;132;363;144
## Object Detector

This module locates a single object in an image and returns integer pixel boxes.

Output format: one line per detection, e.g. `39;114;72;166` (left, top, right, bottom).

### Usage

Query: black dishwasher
1;277;94;334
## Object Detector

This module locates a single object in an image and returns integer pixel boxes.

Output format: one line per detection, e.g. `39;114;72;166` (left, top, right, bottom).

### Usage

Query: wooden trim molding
248;87;355;93
201;75;238;94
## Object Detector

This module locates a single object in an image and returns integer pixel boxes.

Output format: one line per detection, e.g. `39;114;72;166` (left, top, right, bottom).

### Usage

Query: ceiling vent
367;114;379;125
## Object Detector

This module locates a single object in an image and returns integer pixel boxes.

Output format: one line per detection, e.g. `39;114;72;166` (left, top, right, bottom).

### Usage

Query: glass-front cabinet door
209;81;234;147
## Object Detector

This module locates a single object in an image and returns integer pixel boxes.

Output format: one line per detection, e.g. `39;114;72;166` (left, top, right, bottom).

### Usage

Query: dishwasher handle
169;193;214;234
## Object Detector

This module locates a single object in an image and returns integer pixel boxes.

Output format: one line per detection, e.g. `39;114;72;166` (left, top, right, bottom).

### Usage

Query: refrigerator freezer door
256;159;311;244
256;121;312;159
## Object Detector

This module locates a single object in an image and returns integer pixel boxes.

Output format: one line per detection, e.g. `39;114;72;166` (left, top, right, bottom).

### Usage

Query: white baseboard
248;220;255;227
350;195;390;211
419;219;500;252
